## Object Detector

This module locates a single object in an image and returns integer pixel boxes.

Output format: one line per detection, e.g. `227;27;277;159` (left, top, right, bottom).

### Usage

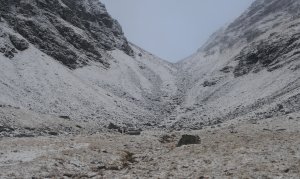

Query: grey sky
101;0;255;62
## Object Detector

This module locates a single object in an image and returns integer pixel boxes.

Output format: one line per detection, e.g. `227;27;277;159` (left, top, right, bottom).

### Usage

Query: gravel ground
0;113;299;179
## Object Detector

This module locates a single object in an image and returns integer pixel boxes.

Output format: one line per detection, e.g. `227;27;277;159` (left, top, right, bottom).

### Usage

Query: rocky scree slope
173;0;300;129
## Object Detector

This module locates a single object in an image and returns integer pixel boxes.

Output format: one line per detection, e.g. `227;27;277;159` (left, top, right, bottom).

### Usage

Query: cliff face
0;0;133;69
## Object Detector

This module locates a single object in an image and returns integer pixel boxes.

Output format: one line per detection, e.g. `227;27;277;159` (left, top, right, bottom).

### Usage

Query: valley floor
0;113;300;179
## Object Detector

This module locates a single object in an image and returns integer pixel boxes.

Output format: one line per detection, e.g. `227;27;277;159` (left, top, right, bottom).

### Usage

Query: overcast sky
101;0;255;62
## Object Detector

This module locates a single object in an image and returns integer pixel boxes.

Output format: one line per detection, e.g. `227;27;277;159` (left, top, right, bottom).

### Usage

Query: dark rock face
200;0;300;78
0;0;133;69
177;134;201;147
234;33;300;77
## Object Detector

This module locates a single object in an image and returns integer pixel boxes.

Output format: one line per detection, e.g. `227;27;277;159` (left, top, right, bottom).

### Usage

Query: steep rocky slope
172;0;300;129
0;0;134;69
0;0;178;131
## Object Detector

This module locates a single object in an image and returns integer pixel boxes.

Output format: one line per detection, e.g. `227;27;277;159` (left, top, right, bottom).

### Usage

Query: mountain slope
0;0;178;130
0;0;133;69
0;0;299;132
174;0;300;129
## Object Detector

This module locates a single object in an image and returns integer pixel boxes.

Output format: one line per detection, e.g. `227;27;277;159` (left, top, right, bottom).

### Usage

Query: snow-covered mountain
0;0;134;69
0;0;299;132
0;0;178;130
174;0;300;129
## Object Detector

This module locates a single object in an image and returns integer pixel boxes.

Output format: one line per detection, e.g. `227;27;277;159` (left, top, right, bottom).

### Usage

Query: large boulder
177;134;201;147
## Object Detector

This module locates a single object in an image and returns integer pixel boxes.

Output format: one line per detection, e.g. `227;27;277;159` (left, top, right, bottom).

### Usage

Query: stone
0;47;5;53
48;131;59;136
198;176;209;179
63;173;74;178
107;122;120;130
203;80;216;87
220;66;233;73
277;104;284;110
59;115;71;120
9;35;29;51
177;134;201;147
265;114;273;118
125;128;142;135
4;49;14;58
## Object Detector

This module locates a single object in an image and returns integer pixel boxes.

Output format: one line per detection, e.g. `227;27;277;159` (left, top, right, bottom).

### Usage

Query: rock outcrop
0;0;133;69
9;34;29;51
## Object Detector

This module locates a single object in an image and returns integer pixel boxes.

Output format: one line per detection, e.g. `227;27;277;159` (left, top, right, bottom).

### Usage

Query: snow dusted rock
0;32;18;59
170;0;300;129
0;0;132;69
203;80;217;87
9;34;29;51
177;134;201;147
